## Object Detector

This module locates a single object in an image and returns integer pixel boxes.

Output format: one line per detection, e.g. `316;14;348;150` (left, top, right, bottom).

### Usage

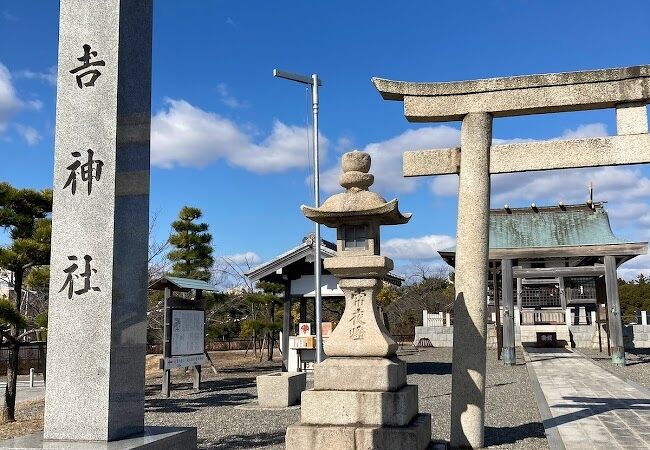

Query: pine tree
167;206;214;282
0;182;52;423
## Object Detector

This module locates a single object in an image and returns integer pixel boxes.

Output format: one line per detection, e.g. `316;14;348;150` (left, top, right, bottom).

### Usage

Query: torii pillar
373;65;650;448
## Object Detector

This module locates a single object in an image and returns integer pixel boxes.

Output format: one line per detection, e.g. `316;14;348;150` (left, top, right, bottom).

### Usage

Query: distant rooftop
490;202;626;249
148;276;218;293
439;202;647;264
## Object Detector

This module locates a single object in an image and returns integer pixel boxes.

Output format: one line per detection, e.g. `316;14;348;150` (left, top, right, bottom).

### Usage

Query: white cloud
26;99;42;111
14;124;41;146
430;175;458;197
430;122;611;199
2;11;18;22
225;17;237;28
335;136;354;153
321;125;461;196
151;98;328;172
560;122;608;139
490;166;650;206
0;62;22;132
216;82;246;109
619;254;650;280
16;66;57;86
382;234;456;261
222;252;262;266
490;122;613;204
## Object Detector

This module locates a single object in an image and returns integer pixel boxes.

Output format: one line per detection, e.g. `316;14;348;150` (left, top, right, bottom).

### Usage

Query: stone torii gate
373;65;650;449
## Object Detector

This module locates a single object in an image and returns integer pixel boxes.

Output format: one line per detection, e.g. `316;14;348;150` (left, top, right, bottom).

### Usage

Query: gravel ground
575;347;650;389
144;348;548;449
146;358;298;450
405;348;547;450
0;349;549;449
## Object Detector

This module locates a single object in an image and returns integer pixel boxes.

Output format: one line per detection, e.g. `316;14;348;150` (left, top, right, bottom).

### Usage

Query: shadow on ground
201;430;285;449
145;377;257;412
587;349;650;366
546;396;650;428
484;423;546;446
407;361;452;375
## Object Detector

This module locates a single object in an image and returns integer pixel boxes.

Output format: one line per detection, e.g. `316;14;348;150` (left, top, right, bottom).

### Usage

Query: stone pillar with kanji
0;1;200;448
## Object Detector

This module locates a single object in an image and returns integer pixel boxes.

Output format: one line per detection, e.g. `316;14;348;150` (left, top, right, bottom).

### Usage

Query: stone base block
286;413;431;450
257;371;306;408
286;424;356;450
0;426;197;449
356;414;431;450
314;357;406;392
301;385;418;426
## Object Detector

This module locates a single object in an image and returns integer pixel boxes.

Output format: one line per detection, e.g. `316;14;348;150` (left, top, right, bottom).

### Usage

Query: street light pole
273;69;324;363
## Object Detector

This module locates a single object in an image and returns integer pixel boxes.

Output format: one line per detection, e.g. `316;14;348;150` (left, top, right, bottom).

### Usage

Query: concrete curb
521;347;566;450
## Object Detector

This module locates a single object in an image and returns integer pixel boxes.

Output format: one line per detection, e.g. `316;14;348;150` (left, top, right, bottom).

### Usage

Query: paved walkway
525;347;650;449
0;379;45;406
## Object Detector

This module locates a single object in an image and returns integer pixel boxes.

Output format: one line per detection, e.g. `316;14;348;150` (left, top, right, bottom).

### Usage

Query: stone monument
0;1;196;448
285;151;431;450
373;65;650;448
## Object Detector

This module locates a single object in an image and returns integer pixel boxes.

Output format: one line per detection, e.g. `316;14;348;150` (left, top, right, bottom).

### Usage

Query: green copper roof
148;276;218;292
489;203;627;249
442;203;631;253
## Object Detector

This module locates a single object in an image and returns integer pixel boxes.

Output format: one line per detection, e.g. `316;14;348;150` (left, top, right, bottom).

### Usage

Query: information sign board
170;309;205;357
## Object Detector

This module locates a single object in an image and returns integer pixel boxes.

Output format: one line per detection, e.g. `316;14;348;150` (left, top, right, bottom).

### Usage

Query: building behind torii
435;201;648;357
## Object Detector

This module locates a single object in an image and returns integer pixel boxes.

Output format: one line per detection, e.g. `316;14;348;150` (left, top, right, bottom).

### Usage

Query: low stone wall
568;325;607;349
414;324;650;349
518;325;570;346
413;326;499;349
624;325;650;349
414;326;454;348
567;324;650;349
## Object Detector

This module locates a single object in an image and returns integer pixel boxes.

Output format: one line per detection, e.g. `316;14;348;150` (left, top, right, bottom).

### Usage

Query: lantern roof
302;150;411;228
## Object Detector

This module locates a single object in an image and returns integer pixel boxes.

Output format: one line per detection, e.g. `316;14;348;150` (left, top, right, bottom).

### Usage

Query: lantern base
286;414;431;450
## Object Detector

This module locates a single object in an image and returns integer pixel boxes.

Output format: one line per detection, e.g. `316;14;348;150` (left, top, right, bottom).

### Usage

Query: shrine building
437;201;648;348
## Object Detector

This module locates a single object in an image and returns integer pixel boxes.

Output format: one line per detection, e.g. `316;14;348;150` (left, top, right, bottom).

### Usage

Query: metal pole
162;287;171;397
272;69;324;363
312;74;324;363
492;262;502;360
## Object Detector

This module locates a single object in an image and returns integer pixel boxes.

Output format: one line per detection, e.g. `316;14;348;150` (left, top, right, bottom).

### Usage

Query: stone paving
526;347;650;449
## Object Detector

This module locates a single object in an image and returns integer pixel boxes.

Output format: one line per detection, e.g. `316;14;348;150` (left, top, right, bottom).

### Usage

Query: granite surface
45;0;154;442
449;112;492;449
0;427;196;449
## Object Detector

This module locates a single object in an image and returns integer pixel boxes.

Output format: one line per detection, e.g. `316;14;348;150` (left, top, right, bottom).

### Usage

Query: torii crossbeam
373;65;650;449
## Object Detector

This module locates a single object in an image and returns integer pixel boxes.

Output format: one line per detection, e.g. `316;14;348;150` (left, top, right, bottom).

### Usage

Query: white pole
29;368;34;388
312;74;324;364
272;69;324;363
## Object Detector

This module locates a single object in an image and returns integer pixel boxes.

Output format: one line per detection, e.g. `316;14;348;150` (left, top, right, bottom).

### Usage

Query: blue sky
1;1;650;281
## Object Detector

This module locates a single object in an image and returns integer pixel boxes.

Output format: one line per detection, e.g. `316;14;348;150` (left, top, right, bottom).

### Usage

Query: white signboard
171;309;204;357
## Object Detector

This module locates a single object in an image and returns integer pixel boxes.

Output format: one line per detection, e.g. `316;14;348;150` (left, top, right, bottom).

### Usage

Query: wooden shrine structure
439;201;648;363
246;235;403;371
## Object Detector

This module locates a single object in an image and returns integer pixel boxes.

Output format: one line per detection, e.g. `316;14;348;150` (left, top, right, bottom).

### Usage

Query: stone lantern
285;151;431;450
